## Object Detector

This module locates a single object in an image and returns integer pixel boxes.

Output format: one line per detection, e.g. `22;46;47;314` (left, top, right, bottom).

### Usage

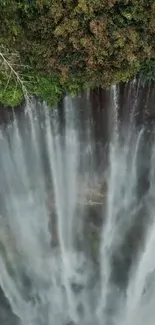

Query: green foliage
138;59;155;84
0;68;23;106
1;0;155;106
29;75;63;105
0;84;23;107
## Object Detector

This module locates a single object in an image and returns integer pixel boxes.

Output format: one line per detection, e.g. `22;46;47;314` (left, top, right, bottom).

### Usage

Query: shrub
1;0;155;106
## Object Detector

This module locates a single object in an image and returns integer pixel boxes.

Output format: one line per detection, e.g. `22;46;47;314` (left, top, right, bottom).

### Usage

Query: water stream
0;83;155;325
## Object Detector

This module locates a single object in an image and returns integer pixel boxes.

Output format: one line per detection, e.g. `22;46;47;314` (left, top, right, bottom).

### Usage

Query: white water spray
0;88;154;325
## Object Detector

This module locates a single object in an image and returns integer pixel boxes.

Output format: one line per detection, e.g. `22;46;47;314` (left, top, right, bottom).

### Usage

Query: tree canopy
1;0;155;106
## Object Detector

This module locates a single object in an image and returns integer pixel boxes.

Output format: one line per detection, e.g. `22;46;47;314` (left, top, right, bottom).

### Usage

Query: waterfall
0;84;154;325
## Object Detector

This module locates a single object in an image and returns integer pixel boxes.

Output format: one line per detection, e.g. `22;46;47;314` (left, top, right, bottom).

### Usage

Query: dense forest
1;0;155;106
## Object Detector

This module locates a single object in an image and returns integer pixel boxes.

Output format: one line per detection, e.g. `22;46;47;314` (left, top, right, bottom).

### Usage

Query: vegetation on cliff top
1;0;155;106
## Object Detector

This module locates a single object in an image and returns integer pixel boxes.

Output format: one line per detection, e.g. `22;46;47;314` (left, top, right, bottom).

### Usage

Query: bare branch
4;70;12;93
0;51;28;99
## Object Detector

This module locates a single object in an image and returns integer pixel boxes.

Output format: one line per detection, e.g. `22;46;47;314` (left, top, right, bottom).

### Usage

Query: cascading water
0;84;155;325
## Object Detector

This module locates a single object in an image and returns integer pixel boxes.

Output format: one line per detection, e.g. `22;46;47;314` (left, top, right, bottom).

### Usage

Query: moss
1;0;155;106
